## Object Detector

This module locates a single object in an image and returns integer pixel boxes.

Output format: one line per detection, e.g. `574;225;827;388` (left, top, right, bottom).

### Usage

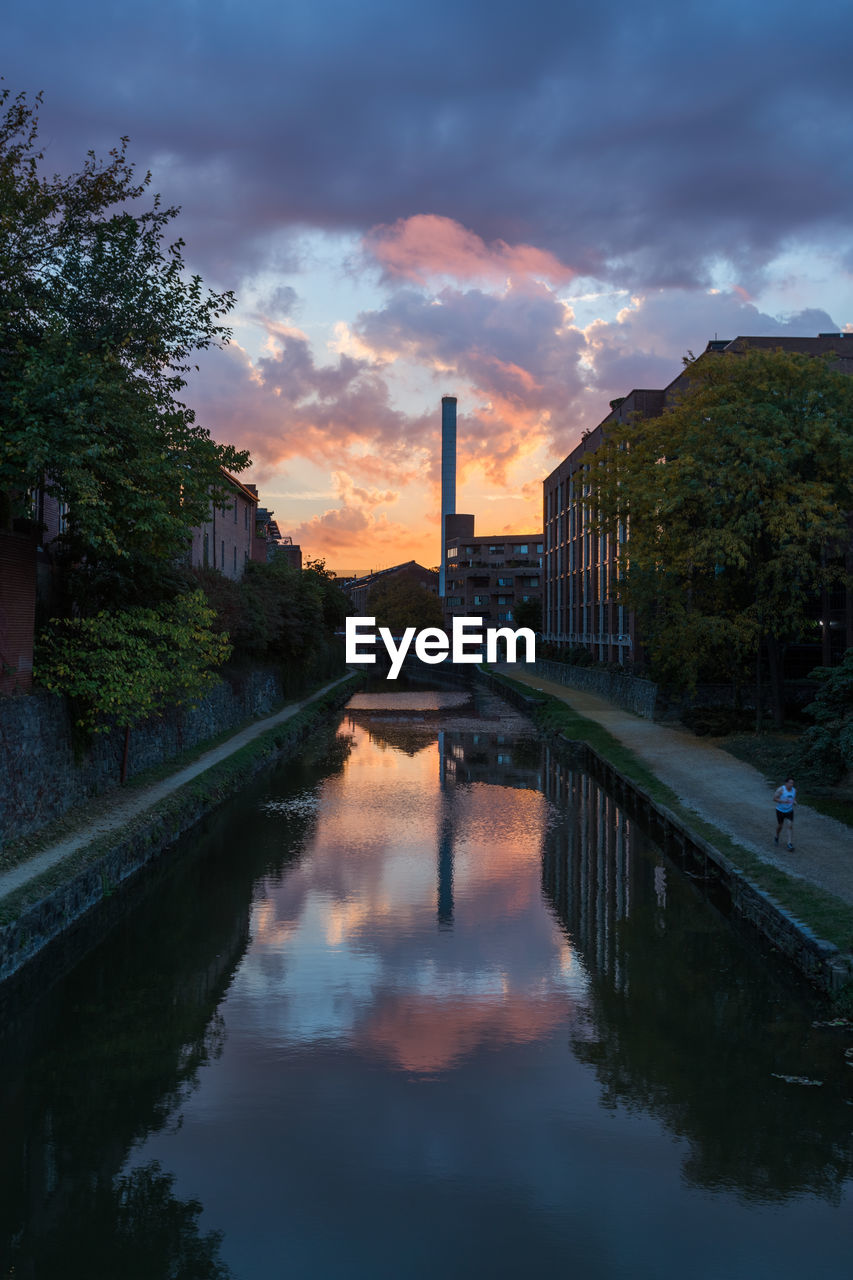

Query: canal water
1;680;852;1279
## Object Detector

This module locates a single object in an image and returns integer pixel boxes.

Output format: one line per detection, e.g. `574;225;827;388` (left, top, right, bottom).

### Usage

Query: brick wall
0;533;37;694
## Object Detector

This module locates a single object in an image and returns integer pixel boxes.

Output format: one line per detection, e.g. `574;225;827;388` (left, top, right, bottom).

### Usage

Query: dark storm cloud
6;0;852;290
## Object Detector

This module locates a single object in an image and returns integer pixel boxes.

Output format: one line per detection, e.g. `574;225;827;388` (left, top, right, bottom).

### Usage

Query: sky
6;0;853;571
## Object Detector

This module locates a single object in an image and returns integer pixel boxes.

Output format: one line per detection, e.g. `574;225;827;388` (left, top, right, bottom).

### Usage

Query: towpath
0;673;353;903
495;664;853;908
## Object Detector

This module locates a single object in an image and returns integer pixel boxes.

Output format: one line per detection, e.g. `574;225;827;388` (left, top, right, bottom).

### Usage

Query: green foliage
367;576;444;631
192;559;350;677
512;596;542;631
593;346;853;715
36;590;230;732
798;648;853;783
0;87;249;605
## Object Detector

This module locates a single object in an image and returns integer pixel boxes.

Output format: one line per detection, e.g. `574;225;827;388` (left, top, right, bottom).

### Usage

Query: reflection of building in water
542;749;636;991
437;808;454;929
436;730;545;932
540;748;853;1203
344;712;436;757
438;730;543;792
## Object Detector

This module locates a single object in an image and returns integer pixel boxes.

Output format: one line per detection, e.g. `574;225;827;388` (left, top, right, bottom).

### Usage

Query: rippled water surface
1;680;852;1279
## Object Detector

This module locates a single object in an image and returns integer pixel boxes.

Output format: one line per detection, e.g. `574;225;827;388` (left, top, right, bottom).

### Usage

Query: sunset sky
6;0;853;571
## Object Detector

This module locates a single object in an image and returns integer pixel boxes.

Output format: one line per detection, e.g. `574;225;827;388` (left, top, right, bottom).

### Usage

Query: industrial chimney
439;395;457;598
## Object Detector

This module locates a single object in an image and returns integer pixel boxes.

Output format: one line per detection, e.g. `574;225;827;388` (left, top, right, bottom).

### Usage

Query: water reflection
0;689;851;1279
543;751;853;1205
0;723;351;1279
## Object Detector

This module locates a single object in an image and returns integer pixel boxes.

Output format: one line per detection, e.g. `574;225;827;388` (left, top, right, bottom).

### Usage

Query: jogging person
773;777;797;850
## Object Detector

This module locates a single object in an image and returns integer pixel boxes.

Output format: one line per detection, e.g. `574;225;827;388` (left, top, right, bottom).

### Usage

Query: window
446;596;463;606
473;594;488;606
233;500;237;523
536;543;543;553
244;505;249;530
497;576;513;587
488;544;504;555
517;544;528;555
446;546;458;560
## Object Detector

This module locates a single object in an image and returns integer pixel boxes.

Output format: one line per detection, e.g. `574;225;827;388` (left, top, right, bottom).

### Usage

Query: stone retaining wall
0;667;286;846
532;659;659;719
0;678;359;985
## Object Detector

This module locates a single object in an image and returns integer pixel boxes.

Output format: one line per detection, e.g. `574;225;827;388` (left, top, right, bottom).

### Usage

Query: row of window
450;543;544;557
202;533;251;574
220;498;251;529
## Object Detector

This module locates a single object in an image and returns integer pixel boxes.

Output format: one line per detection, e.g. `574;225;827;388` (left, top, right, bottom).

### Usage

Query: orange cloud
365;215;576;286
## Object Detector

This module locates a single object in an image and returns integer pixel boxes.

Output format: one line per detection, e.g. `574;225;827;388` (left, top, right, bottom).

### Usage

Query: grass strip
719;732;853;829
487;667;853;956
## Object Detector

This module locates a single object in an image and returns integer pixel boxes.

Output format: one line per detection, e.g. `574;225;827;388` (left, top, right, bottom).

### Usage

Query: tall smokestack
439;395;457;598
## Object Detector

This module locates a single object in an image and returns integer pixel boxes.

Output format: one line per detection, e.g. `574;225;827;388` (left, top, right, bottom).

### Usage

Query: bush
797;649;853;784
680;706;753;737
193;560;350;680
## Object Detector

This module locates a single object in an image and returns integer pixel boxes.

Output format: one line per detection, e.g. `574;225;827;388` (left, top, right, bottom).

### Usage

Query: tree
367;577;444;631
798;648;853;783
594;346;853;726
513;596;542;632
192;558;349;684
0;87;249;608
36;590;230;781
303;559;351;632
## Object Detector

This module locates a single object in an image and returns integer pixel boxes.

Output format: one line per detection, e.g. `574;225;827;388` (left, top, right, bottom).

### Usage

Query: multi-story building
241;486;302;568
443;515;543;627
544;334;853;668
188;470;258;581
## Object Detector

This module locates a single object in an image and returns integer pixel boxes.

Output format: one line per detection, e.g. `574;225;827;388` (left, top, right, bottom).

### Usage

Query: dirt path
0;674;353;904
496;665;853;907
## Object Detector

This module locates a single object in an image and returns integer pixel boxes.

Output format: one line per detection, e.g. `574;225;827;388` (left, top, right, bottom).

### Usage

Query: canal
1;680;852;1278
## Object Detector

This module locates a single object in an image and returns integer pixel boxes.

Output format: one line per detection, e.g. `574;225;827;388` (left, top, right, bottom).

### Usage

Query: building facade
188;470;258;581
544;334;853;668
443;515;543;627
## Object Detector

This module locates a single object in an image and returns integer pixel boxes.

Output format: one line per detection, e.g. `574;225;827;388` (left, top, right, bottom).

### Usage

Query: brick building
544;334;853;668
443;515;543;627
188;470;258;581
